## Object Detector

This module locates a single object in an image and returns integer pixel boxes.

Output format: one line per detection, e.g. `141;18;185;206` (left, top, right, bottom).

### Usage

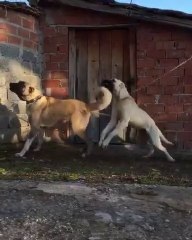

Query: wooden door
69;28;135;143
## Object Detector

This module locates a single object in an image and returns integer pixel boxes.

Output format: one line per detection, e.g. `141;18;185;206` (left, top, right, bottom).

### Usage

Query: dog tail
87;87;112;114
158;128;174;145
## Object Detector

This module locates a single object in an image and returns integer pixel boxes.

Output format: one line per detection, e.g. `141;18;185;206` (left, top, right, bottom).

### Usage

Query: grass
0;142;191;186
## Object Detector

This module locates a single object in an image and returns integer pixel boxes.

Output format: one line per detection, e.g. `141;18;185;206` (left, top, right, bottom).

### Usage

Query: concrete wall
0;7;42;143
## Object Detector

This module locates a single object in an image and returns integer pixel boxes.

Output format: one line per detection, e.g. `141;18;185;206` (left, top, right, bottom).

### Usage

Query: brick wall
40;6;128;98
0;7;42;143
137;23;192;150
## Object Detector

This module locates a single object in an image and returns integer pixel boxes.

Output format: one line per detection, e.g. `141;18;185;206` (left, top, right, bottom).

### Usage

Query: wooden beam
44;0;192;30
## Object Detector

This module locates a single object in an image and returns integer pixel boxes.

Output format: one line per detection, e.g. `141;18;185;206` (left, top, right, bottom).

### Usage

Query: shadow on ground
0;142;191;186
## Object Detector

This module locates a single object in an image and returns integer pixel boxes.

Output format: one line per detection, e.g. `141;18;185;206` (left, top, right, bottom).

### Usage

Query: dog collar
26;95;42;105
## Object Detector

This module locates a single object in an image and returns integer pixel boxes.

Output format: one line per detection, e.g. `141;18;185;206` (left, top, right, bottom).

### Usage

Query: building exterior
1;0;192;150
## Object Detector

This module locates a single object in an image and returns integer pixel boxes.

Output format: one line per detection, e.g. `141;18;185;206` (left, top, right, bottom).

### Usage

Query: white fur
99;79;175;162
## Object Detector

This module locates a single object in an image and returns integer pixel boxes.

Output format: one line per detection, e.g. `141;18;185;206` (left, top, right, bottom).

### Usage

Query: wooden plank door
69;28;135;143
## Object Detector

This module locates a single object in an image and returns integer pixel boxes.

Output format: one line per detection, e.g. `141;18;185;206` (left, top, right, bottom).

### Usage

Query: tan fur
9;82;112;157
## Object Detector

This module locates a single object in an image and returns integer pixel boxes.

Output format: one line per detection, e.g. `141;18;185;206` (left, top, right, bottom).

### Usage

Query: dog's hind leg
147;126;175;162
71;113;93;157
33;128;44;152
143;141;154;158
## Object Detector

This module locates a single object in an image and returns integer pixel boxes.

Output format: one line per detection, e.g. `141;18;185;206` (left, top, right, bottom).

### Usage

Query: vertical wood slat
111;30;124;80
76;30;88;101
129;27;137;96
87;30;100;141
69;29;76;98
99;30;112;140
111;30;125;141
99;30;112;81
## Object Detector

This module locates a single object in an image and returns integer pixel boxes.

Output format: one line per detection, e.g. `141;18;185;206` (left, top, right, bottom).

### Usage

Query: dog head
9;81;35;101
101;78;128;99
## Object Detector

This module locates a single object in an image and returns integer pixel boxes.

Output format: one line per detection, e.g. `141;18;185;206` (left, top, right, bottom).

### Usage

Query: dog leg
102;120;128;148
99;119;116;147
147;126;175;162
15;134;37;157
143;141;155;158
33;129;44;152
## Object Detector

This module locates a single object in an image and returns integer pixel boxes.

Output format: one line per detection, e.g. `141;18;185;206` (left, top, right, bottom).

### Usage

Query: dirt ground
0;142;191;186
0;142;192;240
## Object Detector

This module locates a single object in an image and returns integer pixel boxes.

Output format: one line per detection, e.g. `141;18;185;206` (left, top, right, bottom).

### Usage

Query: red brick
178;112;192;121
7;12;22;25
153;32;171;41
165;131;178;143
44;42;57;53
23;40;34;49
57;44;68;53
184;85;192;94
137;95;155;105
30;32;38;42
52;36;68;45
18;28;30;39
183;141;192;150
51;71;68;80
46;62;59;71
178;94;192;104
137;58;155;68
160;77;178;86
147;86;163;95
165;104;183;113
182;76;192;85
0;34;7;42
183;104;192;112
158;59;178;68
43;26;57;37
164;85;184;95
42;80;67;88
0;23;18;35
184;122;192;131
57;26;68;35
59;62;68;70
154;113;177;121
51;87;68;99
50;54;67;63
146;104;165;113
22;18;34;31
147;49;166;58
172;31;192;41
156;41;176;50
177;131;192;141
8;35;21;45
137;50;146;58
166;122;183;131
166;50;185;58
184;68;192;76
160;95;178;104
0;7;6;18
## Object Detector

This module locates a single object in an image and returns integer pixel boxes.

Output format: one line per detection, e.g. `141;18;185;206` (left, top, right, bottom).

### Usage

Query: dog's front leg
15;115;41;157
15;133;37;157
99;119;116;146
99;106;117;146
102;120;129;148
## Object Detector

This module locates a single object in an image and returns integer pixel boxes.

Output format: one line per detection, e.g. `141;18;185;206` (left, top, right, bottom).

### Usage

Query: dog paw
101;140;109;149
168;158;175;163
15;152;24;158
33;147;41;152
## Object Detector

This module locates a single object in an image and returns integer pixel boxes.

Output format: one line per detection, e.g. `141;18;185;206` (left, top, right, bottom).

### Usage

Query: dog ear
29;86;34;93
118;82;128;99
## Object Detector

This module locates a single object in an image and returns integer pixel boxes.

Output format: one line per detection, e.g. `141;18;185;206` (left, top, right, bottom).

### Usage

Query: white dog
99;79;175;162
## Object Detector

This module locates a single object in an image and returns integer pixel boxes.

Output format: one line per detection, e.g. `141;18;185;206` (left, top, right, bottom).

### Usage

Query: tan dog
99;79;175;162
9;81;112;157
